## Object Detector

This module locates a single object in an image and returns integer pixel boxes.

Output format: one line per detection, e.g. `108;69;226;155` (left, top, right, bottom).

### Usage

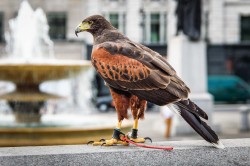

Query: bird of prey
75;15;224;148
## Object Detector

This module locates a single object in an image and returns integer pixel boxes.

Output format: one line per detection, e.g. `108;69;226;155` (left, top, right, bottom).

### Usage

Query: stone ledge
0;139;249;166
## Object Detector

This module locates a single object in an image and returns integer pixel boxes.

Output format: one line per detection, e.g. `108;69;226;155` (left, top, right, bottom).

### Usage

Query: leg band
112;128;123;140
131;129;138;139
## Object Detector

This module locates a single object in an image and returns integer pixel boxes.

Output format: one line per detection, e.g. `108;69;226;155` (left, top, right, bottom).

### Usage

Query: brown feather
92;44;189;100
109;88;131;121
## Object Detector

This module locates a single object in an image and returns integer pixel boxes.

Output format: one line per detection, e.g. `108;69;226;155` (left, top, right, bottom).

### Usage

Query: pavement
1;139;250;165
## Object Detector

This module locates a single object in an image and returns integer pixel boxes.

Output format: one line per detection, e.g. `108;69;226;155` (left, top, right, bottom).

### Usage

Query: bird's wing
97;41;177;76
92;41;189;100
103;41;189;91
92;40;209;120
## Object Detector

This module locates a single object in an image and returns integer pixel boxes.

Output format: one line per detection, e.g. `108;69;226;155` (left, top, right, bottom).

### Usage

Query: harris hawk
75;15;224;148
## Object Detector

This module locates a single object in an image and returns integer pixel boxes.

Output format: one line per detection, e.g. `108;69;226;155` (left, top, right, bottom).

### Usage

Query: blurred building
0;0;250;82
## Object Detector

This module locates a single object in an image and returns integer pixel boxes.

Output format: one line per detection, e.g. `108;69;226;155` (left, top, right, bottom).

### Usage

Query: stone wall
0;139;249;166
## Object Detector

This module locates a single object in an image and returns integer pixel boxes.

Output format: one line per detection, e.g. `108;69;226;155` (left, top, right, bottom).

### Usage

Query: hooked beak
75;22;91;37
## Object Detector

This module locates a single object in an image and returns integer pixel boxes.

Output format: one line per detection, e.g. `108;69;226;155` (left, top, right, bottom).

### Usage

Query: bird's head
75;15;114;37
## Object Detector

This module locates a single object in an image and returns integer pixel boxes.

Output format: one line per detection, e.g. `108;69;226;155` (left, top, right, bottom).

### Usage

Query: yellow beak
75;22;91;37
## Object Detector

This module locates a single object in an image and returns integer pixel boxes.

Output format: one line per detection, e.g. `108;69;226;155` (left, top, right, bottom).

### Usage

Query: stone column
167;0;216;134
126;0;142;42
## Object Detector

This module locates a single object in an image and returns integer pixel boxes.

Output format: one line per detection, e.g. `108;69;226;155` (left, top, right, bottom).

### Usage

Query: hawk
75;15;224;148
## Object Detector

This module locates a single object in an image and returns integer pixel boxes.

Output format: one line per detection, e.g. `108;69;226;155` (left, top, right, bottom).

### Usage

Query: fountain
0;59;90;123
1;1;90;124
0;1;131;146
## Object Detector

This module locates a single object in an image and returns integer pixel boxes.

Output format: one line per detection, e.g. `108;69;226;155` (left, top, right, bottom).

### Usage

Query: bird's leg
129;96;151;143
129;111;147;143
91;121;120;146
117;120;122;129
90;88;130;146
91;120;128;146
112;120;129;145
104;120;128;146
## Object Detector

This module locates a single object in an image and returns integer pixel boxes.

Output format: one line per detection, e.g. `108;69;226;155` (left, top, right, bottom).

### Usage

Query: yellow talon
92;141;105;146
104;138;118;146
91;138;128;146
130;137;146;143
89;122;130;146
117;140;129;146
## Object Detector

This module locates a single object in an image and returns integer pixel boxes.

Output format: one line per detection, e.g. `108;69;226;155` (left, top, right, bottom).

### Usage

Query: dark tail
169;99;224;149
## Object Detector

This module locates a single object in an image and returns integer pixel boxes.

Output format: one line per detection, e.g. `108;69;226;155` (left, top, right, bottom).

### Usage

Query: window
107;13;126;34
150;14;160;43
0;13;3;42
47;12;66;40
109;13;119;29
241;16;250;41
142;12;167;44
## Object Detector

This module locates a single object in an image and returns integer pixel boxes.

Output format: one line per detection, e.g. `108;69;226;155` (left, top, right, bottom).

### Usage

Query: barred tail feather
168;101;224;149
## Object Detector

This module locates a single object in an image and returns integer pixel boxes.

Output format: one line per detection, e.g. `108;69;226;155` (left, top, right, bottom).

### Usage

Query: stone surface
0;139;249;166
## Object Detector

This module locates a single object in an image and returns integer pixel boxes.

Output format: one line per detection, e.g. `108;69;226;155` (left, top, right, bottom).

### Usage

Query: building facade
1;0;250;46
209;0;250;44
0;0;250;81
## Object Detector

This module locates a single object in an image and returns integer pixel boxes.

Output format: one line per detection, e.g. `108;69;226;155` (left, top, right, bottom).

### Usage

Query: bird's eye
89;21;94;24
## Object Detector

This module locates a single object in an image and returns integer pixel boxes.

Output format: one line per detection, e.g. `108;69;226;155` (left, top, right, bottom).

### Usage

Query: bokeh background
0;0;249;146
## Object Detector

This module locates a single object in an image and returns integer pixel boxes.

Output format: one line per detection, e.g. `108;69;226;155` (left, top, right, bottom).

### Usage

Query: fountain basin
0;114;132;146
0;59;91;84
0;59;92;123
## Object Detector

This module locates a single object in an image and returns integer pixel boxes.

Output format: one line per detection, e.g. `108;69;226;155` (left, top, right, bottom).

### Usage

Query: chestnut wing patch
92;47;170;90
